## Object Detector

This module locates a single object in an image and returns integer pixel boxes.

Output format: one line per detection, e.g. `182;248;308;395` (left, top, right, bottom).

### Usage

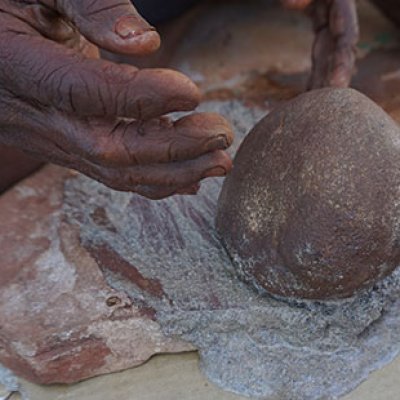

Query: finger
47;0;160;55
85;150;232;190
175;183;201;195
67;113;234;167
329;47;355;88
308;28;333;89
329;0;358;39
281;0;313;10
328;0;358;87
16;134;201;200
308;0;358;89
22;139;202;200
1;29;200;119
134;182;201;200
308;0;332;89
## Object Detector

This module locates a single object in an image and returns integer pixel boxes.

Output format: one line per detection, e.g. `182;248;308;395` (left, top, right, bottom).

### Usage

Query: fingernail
202;166;228;179
115;16;156;39
207;135;229;151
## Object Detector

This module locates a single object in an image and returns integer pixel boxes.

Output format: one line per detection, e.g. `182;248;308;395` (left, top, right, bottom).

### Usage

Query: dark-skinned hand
0;0;234;199
281;0;359;89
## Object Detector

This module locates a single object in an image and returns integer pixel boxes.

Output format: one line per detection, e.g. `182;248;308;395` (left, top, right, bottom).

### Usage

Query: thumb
54;0;161;55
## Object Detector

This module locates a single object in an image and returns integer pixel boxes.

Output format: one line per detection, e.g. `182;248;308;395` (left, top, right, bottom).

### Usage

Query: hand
0;0;234;199
281;0;359;89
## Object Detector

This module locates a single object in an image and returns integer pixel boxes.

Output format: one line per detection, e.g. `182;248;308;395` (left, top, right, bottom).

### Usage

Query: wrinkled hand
0;0;234;199
281;0;359;89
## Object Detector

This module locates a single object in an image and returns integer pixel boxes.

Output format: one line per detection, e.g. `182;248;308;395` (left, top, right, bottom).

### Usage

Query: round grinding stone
216;88;400;300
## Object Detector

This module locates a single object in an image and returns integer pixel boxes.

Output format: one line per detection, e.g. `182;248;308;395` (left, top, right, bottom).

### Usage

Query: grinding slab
50;101;400;399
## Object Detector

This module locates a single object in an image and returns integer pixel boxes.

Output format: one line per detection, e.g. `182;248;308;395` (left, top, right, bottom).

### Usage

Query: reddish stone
0;166;192;384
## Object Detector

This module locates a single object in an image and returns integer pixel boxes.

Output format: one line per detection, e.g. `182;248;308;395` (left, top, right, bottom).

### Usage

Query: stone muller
217;88;400;299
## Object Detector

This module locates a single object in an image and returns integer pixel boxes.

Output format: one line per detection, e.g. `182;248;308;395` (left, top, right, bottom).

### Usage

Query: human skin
281;0;359;89
0;0;359;197
0;145;43;192
0;0;234;199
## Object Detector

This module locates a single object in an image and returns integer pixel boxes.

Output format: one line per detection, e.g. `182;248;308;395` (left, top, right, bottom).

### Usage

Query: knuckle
76;0;131;19
83;136;117;165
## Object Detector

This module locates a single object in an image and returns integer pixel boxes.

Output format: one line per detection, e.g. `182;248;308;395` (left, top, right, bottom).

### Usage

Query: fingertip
124;30;161;55
217;150;234;174
175;113;235;149
281;0;313;10
201;113;235;148
135;69;201;119
114;16;161;55
153;69;202;110
202;150;233;179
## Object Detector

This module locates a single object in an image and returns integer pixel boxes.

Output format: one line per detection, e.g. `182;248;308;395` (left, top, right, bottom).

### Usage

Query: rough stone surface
57;100;400;400
0;100;261;386
217;88;400;300
32;101;400;400
1;1;400;398
0;167;193;385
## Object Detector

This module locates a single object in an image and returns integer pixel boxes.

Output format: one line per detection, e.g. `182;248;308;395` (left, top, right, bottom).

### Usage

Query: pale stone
2;100;400;400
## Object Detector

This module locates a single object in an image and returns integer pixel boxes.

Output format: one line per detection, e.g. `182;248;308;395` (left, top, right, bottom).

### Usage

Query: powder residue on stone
28;101;400;399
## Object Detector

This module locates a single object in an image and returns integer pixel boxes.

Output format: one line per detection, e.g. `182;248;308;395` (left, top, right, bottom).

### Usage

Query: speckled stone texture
0;166;193;384
1;1;400;398
2;100;400;400
217;88;400;300
0;100;261;386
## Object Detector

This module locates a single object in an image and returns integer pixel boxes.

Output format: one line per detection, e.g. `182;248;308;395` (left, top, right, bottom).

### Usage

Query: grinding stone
217;88;400;300
2;101;400;400
58;101;400;400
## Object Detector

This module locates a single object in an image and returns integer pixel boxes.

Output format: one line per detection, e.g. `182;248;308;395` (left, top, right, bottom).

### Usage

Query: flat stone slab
2;1;400;398
0;165;193;385
0;100;262;387
1;101;400;400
